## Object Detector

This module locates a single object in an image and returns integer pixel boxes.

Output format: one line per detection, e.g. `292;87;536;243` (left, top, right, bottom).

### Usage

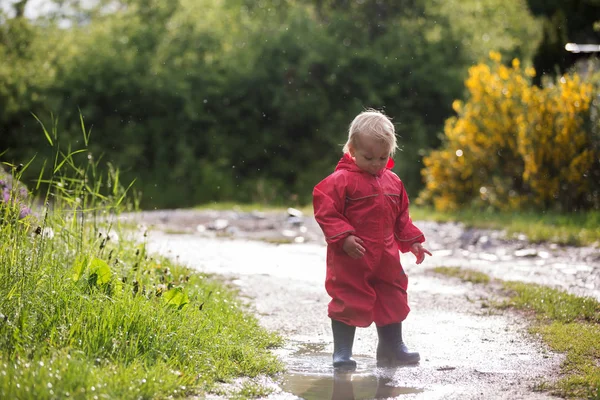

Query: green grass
433;266;600;399
431;266;491;284
0;120;283;399
410;207;600;247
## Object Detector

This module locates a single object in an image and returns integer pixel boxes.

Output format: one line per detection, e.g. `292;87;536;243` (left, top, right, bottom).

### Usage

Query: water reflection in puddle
283;371;424;400
282;347;424;400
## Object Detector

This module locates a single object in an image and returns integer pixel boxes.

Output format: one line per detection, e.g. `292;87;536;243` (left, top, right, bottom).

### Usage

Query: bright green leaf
90;258;112;285
163;287;189;309
72;255;90;282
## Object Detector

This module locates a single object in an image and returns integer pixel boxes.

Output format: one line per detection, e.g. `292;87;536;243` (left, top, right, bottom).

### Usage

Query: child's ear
348;143;356;157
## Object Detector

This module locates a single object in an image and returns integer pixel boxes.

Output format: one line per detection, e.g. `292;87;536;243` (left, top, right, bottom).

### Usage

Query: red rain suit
313;154;425;327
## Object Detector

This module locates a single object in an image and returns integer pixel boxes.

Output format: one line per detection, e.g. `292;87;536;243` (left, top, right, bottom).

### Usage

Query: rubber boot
376;323;420;366
331;319;357;370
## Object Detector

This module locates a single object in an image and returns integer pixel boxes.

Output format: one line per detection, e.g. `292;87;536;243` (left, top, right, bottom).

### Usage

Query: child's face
350;135;391;175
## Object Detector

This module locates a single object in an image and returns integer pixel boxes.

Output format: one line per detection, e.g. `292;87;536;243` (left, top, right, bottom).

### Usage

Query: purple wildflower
0;170;31;220
19;206;31;219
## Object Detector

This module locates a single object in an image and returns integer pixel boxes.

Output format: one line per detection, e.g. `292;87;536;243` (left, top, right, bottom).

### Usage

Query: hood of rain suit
313;153;423;252
335;152;395;174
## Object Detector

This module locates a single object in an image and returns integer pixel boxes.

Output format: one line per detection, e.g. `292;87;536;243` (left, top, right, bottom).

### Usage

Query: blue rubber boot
376;323;420;366
331;319;357;370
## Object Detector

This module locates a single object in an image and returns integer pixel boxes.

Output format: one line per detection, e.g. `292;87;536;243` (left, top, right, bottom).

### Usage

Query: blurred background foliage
0;0;599;211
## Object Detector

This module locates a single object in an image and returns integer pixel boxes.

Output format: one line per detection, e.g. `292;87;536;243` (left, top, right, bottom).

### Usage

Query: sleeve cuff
326;229;354;248
395;234;425;253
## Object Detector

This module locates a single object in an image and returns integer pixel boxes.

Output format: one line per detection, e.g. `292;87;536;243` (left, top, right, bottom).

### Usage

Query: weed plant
0;117;283;399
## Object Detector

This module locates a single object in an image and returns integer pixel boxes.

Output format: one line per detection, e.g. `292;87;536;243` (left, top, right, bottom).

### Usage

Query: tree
429;0;542;64
0;0;553;208
0;1;62;166
525;0;600;83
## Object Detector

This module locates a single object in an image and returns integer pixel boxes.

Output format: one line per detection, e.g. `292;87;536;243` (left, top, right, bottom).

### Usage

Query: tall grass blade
79;109;91;147
116;179;136;207
53;149;87;174
35;159;47;191
31;113;53;146
112;166;120;197
15;155;36;178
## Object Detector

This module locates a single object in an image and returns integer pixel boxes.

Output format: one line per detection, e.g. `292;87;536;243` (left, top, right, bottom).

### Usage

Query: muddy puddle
283;371;425;400
280;343;426;400
144;232;564;399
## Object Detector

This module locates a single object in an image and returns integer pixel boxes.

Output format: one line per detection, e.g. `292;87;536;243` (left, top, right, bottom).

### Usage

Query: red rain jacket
313;154;425;327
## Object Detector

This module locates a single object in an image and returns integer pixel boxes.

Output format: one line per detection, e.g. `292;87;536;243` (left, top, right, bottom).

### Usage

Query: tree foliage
429;0;542;63
1;0;548;208
524;0;600;83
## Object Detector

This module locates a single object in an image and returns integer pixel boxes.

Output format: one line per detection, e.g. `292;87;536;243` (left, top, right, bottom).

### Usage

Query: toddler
312;109;431;370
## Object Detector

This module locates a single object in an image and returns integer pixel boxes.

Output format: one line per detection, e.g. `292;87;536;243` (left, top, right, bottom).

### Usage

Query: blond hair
342;109;398;156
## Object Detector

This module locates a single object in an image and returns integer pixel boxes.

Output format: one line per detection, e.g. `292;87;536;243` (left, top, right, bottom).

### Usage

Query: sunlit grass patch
432;266;600;399
502;282;600;324
237;380;276;399
431;266;491;284
0;211;284;400
0;118;284;399
501;282;600;399
531;322;600;399
259;236;296;244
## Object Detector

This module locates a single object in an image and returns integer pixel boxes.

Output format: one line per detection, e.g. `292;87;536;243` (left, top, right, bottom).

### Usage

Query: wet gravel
125;208;600;302
121;209;599;399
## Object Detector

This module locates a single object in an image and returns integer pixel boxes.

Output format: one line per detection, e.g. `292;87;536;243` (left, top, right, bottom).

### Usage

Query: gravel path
126;208;600;301
121;209;599;399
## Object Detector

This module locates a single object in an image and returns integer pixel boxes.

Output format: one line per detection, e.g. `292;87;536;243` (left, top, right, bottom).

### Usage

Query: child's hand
342;235;366;259
410;243;432;264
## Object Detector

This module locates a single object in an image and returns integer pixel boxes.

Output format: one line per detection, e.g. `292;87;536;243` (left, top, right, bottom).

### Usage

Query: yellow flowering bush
419;51;600;212
518;74;595;209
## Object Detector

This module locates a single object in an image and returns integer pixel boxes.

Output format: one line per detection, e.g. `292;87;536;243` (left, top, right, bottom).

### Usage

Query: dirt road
122;209;599;399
